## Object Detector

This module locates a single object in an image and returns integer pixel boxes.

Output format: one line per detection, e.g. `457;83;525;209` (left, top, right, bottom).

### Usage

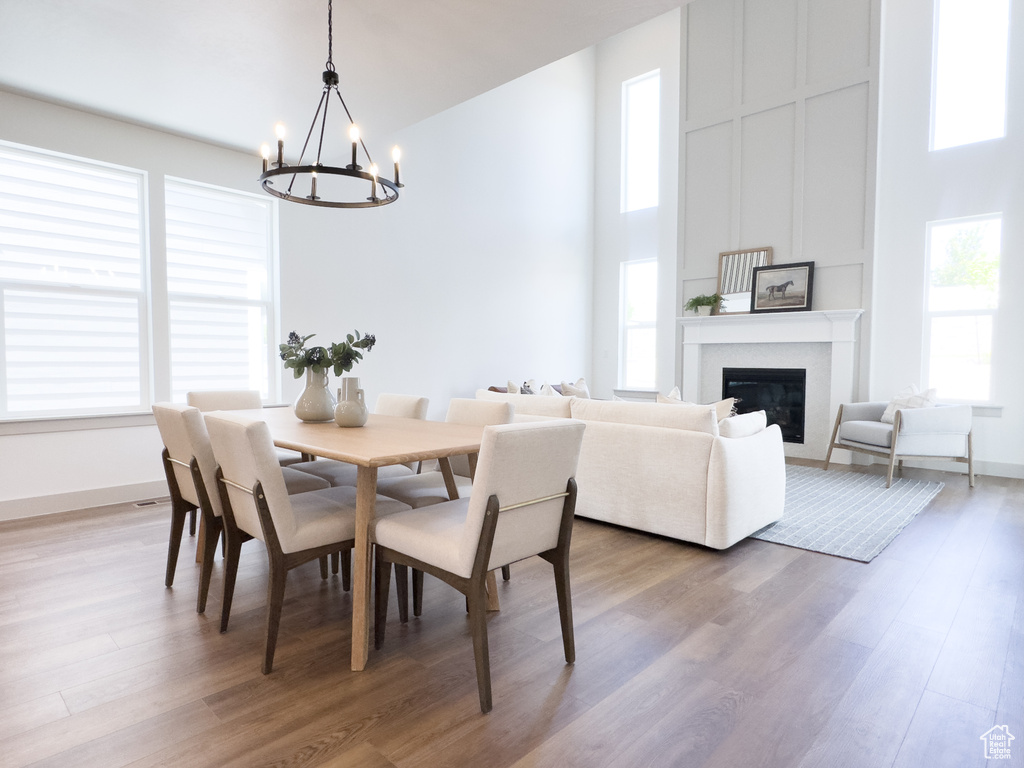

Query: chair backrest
375;393;429;420
205;411;294;545
458;420;585;576
152;402;223;517
187;390;263;412
445;398;515;478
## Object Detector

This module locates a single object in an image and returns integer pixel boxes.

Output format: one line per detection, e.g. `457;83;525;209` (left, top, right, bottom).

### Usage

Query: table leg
352;465;377;671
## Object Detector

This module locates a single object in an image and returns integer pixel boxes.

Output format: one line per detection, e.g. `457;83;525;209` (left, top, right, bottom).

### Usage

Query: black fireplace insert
722;367;806;443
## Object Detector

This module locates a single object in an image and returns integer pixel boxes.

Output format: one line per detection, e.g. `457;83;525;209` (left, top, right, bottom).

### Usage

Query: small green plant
279;330;376;378
684;293;723;312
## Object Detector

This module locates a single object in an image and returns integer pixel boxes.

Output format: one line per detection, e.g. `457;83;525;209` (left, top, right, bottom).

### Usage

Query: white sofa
475;390;786;549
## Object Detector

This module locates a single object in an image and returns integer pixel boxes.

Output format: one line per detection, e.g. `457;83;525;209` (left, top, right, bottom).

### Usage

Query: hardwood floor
1;462;1020;767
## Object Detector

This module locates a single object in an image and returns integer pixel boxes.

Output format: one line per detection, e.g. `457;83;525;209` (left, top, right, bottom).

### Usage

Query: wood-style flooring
0;462;1021;767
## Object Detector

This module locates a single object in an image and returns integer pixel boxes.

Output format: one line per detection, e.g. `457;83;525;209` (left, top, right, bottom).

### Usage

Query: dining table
235;407;485;671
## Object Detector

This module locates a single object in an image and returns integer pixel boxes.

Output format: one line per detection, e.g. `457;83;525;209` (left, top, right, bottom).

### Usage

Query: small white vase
334;376;368;427
293;369;336;422
697;305;713;316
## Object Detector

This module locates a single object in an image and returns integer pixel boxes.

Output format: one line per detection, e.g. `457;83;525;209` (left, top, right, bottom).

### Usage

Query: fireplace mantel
676;309;864;458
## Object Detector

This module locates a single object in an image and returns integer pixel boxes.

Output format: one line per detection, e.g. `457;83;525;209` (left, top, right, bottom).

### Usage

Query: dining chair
373;419;585;713
153;403;334;616
206;410;412;673
376;398;515;615
186;389;304;466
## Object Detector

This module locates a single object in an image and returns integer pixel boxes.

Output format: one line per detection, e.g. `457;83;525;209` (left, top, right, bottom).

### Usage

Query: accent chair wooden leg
331;551;340;575
412;569;424;617
467;580;492;714
340;549;351;592
318;556;328;580
188;508;197;536
395;564;410;623
968;431;975;488
165;502;189;587
220;534;243;633
263;565;288;674
197;515;222;614
551;551;575;664
374;549;392;650
824;406;844;471
501;565;511;581
886;411;901;489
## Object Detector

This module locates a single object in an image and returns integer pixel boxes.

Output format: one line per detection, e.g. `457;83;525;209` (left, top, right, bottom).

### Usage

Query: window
924;215;1000;400
0;141;148;417
621;70;660;212
931;0;1009;151
165;178;277;402
620;259;658;389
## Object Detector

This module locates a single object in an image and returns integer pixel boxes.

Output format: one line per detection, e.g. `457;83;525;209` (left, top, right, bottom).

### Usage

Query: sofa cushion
570;398;719;435
718;410;767;438
839;420;893;448
475;389;572;418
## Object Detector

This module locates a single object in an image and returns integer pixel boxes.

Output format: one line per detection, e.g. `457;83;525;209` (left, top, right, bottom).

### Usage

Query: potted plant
279;331;376;422
684;293;723;316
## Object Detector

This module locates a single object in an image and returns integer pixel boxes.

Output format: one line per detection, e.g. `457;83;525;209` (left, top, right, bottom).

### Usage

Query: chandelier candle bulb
392;146;401;186
274;123;286;167
369;163;378;200
349;124;360;169
260;143;270;173
310;171;318;200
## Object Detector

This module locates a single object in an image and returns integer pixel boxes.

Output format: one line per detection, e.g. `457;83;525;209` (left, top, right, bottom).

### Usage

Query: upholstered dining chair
373;419;586;713
205;410;411;673
153;403;333;616
376;398;515;616
824;401;974;488
186;389;305;466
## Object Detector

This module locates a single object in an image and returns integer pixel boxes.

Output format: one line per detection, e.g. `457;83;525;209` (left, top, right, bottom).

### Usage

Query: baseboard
0;481;168;522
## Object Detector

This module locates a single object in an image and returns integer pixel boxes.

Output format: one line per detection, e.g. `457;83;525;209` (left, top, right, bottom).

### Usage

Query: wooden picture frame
750;262;814;313
716;247;773;314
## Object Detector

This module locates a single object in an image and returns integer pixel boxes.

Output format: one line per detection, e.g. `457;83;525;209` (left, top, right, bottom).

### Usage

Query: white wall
0;50;595;518
591;11;681;398
874;0;1024;477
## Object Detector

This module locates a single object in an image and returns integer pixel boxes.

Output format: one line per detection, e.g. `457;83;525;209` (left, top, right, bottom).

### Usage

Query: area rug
751;465;944;562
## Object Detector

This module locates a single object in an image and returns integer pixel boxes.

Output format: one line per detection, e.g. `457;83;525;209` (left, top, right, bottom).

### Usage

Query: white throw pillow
881;384;937;424
506;380;520;394
561;377;590;398
538;381;562;397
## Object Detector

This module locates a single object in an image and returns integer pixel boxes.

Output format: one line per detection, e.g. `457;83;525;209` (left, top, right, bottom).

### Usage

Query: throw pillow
881;384;937;424
561;377;591;398
521;379;536;395
538;381;562;397
506;380;520;395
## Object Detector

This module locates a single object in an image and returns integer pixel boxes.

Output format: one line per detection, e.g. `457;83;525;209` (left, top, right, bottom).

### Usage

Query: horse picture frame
750;261;814;313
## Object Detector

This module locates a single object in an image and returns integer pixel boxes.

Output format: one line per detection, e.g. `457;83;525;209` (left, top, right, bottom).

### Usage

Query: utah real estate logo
980;725;1015;760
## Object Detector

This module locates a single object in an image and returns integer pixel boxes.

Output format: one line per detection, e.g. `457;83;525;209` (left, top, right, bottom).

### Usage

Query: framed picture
716;246;772;315
750;262;814;313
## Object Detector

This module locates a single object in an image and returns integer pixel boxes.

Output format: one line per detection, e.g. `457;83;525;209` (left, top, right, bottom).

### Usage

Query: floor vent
134;500;162;507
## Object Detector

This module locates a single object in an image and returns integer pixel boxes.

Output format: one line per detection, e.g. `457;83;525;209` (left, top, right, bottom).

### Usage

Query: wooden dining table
236;407;484;671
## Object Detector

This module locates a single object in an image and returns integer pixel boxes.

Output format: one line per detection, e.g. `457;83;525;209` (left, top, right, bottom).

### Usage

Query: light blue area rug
752;465;944;562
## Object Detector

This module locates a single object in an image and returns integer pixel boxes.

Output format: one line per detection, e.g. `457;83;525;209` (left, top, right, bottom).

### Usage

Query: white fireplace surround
676;310;864;460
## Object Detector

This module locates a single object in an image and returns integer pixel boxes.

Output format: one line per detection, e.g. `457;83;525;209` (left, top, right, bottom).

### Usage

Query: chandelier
258;0;402;208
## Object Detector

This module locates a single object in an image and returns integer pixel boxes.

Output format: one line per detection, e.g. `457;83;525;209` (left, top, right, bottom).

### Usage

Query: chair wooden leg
968;431;975;488
501;565;511;582
331;551;340;575
165;502;190;587
340;549;351;592
824;406;843;471
467;580;492;714
886;411;901;488
318;556;328;580
412;568;424;617
262;565;288;674
395;564;409;623
374;549;392;650
188;508;197;536
196;515;222;614
220;534;243;633
551;552;575;664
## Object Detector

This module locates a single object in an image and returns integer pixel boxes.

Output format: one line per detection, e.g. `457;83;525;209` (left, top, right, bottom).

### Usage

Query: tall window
931;0;1010;150
925;215;1001;400
165;178;276;402
620;259;658;389
0;141;147;417
621;70;660;212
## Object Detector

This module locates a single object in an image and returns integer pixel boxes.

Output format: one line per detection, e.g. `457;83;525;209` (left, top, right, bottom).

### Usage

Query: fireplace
722;368;806;444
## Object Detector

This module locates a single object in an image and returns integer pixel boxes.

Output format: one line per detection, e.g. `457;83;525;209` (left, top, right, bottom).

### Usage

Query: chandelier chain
326;0;335;72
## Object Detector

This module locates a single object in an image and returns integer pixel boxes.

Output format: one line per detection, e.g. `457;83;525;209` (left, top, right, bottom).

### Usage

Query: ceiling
0;0;684;154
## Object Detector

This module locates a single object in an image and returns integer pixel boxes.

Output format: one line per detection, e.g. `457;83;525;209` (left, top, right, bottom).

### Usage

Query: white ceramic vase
293;369;337;422
697;305;713;316
334;376;368;427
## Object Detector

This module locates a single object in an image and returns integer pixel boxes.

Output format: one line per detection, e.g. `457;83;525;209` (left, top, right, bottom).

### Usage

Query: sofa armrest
898;403;972;435
840;402;888;422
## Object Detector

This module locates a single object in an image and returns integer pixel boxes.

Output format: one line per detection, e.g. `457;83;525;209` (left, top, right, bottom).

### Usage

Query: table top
235;408;484;467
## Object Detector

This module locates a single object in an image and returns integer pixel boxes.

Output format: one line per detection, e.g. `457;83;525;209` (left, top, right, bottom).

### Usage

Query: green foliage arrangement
279;330;376;378
684;293;723;312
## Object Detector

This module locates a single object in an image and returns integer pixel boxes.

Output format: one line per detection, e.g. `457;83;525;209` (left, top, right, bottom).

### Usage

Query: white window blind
621;70;661;213
164;178;276;402
0;142;147;416
620;258;658;389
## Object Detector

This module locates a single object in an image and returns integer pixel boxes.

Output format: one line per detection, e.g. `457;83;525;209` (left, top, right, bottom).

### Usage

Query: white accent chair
153;403;332;616
186;389;304;466
824;401;974;488
205;410;411;673
373;419;586;713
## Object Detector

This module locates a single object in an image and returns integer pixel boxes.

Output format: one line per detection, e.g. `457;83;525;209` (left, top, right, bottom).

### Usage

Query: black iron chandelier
258;0;402;208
